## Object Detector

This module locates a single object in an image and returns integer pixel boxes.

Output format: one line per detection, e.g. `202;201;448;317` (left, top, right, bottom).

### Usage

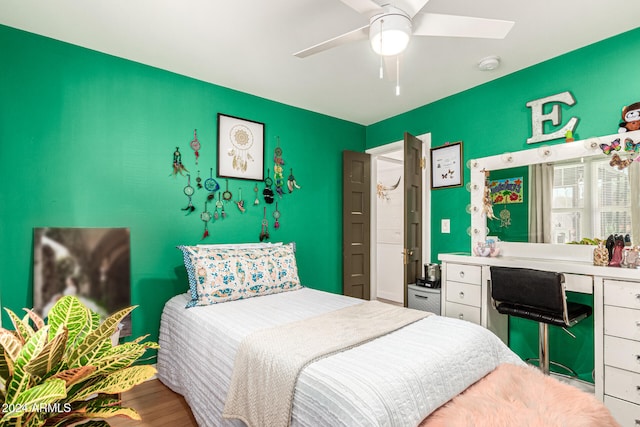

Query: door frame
366;133;431;302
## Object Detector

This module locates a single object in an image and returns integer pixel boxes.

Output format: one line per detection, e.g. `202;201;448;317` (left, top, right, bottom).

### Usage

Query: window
551;158;631;243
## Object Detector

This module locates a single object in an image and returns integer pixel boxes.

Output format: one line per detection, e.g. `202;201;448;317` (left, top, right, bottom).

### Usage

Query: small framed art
217;113;265;181
430;141;463;189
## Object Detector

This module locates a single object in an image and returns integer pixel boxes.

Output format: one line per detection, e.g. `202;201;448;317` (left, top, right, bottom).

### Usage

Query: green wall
0;25;365;355
366;27;640;382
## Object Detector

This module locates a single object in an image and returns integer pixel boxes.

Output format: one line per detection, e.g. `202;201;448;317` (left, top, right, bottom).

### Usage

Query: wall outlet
441;219;450;234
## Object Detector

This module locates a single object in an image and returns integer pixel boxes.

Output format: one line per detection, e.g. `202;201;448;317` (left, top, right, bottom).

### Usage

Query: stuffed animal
618;102;640;133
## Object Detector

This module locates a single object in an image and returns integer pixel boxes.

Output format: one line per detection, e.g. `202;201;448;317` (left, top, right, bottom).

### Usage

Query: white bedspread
157;288;523;427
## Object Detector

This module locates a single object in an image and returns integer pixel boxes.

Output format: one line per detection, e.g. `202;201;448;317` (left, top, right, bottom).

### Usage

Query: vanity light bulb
537;146;552;158
583;138;600;151
501;152;514;164
465;204;479;215
466;159;478;169
466;226;480;236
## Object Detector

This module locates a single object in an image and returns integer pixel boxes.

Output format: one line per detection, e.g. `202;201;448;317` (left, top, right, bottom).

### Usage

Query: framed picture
33;227;132;337
430;141;463;189
217;113;265;181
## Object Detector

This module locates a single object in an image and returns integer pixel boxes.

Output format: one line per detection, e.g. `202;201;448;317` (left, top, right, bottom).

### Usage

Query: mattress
157;287;523;427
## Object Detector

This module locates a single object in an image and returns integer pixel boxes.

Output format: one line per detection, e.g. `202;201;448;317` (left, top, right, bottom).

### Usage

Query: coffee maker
416;263;441;288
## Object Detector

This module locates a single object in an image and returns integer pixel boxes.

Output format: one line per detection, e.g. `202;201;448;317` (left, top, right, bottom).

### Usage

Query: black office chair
490;266;593;375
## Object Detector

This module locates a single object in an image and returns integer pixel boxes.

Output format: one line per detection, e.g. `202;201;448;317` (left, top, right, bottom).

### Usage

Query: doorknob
401;248;414;265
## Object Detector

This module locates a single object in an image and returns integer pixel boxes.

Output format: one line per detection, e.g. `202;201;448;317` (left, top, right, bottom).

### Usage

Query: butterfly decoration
600;138;621;155
609;153;638;170
624;137;640;153
441;169;455;179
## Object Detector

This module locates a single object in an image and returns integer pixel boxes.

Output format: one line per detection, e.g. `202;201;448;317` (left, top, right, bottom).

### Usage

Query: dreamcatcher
482;171;497;220
200;201;212;239
171;147;188;176
259;207;270;241
287;169;301;193
204;168;220;202
253;183;260;205
499;205;511;228
228;124;254;172
274;138;285;197
236;188;245;213
182;174;195;215
222;179;233;203
190;129;201;165
273;202;281;229
263;169;275;204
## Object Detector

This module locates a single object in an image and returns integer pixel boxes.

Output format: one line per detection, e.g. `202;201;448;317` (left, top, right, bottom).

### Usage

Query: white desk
438;251;640;425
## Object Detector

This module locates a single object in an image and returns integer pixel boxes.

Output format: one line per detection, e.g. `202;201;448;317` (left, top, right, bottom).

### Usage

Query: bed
156;243;619;427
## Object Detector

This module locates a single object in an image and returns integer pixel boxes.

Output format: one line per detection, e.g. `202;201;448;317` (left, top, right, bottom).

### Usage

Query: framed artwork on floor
32;227;132;337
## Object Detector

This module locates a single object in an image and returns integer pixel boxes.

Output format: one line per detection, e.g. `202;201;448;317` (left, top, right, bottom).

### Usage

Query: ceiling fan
293;0;515;59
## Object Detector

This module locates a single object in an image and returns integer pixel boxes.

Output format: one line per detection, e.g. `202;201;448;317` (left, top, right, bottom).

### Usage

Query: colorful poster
489;177;523;204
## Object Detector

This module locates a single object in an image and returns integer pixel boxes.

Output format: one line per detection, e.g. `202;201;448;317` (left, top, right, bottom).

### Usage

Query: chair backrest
490;266;566;315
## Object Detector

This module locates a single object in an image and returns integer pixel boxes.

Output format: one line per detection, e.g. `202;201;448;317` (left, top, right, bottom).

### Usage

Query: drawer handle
459;291;465;299
415;295;429;299
459;271;465;278
458;313;464;320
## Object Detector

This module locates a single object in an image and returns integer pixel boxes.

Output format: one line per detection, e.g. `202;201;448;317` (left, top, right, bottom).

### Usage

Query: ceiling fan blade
293;25;370;58
413;13;515;39
393;0;431;18
338;0;384;17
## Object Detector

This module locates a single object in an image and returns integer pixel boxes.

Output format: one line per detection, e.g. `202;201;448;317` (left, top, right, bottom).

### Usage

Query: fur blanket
421;363;620;427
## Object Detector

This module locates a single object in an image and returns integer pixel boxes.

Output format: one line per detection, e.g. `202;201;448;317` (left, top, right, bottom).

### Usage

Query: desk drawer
604;395;640;427
446;263;481;285
605;305;640;341
605;280;640;310
563;273;593;294
445;301;481;325
605;366;640;405
446;281;481;308
605;335;640;374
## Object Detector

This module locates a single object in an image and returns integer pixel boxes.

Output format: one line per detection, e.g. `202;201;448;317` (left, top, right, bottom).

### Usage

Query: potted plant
0;295;158;426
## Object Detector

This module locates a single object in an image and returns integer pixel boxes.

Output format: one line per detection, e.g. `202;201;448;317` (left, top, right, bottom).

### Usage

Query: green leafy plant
0;295;158;426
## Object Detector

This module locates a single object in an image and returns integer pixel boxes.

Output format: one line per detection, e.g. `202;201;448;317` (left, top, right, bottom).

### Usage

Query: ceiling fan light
369;12;412;56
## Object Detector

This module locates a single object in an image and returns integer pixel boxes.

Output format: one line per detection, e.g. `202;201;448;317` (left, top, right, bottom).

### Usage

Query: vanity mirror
468;130;640;253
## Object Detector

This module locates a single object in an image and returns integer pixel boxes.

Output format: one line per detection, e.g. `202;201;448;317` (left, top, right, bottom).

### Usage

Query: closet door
342;150;371;300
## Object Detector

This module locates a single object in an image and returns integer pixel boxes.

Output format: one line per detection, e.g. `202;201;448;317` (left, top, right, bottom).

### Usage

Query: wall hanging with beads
169;126;302;242
217;113;265;181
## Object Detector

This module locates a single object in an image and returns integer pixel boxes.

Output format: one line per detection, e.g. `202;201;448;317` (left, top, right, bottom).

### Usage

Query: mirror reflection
486;157;638;245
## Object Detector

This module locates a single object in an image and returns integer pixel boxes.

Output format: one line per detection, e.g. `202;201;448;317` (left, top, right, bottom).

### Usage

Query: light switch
441;219;450;234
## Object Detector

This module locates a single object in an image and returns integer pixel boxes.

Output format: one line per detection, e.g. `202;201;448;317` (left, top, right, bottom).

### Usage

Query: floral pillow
177;243;301;307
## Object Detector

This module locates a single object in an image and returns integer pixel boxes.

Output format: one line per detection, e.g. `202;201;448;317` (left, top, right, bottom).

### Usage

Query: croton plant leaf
0;296;158;427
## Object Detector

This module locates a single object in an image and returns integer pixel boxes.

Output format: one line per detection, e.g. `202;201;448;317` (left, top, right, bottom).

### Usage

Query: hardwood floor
108;379;197;427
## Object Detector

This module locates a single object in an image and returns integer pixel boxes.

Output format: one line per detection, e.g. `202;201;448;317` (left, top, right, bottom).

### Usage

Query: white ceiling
1;0;639;125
